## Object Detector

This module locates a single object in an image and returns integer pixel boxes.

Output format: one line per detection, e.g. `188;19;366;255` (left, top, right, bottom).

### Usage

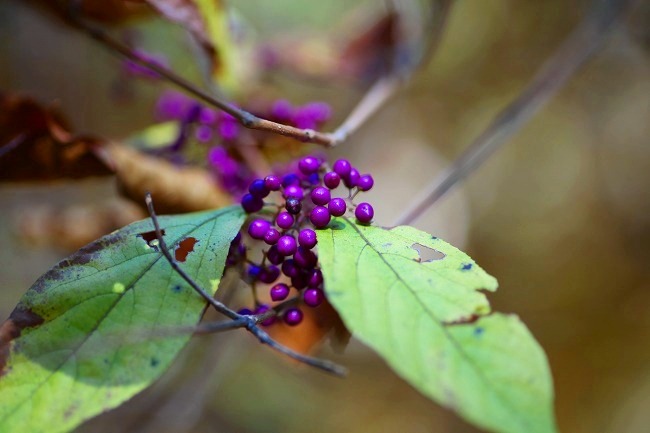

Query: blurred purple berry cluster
228;156;375;327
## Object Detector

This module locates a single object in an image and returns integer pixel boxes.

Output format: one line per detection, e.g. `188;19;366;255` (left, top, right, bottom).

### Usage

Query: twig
145;192;346;376
395;0;635;225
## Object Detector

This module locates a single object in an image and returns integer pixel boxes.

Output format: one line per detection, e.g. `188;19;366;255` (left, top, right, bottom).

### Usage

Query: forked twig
395;0;635;225
145;193;347;376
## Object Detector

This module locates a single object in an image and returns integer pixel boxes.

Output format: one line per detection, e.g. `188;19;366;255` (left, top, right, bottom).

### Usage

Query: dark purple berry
264;228;280;245
238;308;254;316
283;308;303;326
282;173;300;187
264;174;281;191
259;265;280;284
249;179;269;198
294;247;318;269
328;198;347;217
270;283;290;302
241;194;263;213
310;206;331;228
255;304;276;326
307;173;320;185
332;159;352;178
324;172;340;189
276;212;294;230
231;231;242;245
266;245;284;265
303;288;324;307
344;168;360;188
311;187;331;206
285;197;302;215
298;229;317;249
357;174;374;191
355;202;374;224
281;259;299;278
291;274;308;290
277;235;297;256
248;219;270;240
298;156;320;175
247;264;262;279
283;184;304;200
308;269;323;287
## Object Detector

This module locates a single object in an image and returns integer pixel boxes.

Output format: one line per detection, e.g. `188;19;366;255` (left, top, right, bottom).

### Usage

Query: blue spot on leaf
474;327;484;336
461;263;473;271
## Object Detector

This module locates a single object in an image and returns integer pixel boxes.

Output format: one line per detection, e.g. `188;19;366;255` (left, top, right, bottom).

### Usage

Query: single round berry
259;265;280;284
311;187;331;206
264;175;281;191
247;264;262;279
332;159;352;178
310;206;331;228
298;229;317;249
248;219;270;240
277;235;297;256
344;168;360;188
308;269;323;287
266;245;283;265
303;288;324;307
328;198;347;217
238;307;254;316
285;197;302;215
276;212;294;230
283;308;303;326
294;247;318;269
255;304;276;326
282;173;300;187
249;179;269;198
307;173;320;185
324;172;341;189
270;283;290;302
291;274;308;290
241;194;263;213
355;202;374;224
298;156;320;175
264;228;280;245
357;174;374;191
281;259;299;278
283;184;304;200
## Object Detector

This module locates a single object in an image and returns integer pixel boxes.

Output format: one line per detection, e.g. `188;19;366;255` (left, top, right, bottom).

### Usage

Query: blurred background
1;0;649;432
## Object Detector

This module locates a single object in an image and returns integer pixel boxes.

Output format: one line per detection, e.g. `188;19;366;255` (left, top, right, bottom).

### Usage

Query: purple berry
311;187;331;206
298;156;321;175
332;159;352;178
238;308;254;316
248;219;270;240
267;245;283;265
283;184;304;200
310;206;331;228
264;228;280;245
344;168;360;188
259;266;280;284
277;235;297;256
264;174;281;191
276;212;294;230
281;259;299;278
282;173;300;187
285;197;302;215
355;202;374;224
324;172;341;189
357;174;374;191
294;247;318;269
298;229;317;249
328;198;347;217
308;269;323;287
271;99;293;121
195;124;213;143
241;194;264;213
303;288;324;307
283;308;303;326
270;283;290;302
291;274;308;290
249;179;270;198
255;304;276;326
247;264;262;279
307;173;320;185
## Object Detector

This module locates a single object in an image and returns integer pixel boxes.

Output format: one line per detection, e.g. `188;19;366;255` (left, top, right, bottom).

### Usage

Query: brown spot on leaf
175;237;198;262
0;307;45;377
443;314;481;326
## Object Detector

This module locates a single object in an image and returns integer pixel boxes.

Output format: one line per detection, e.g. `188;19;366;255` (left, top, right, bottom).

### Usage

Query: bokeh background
1;0;649;432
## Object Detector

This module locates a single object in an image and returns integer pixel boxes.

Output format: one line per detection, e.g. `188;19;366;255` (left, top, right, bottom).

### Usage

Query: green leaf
318;218;556;433
0;205;245;433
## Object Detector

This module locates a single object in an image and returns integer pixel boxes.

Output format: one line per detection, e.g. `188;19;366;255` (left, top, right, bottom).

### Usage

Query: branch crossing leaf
0;205;245;433
318;218;556;433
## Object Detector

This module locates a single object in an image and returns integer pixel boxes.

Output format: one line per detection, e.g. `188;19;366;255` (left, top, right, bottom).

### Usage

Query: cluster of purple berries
229;156;375;327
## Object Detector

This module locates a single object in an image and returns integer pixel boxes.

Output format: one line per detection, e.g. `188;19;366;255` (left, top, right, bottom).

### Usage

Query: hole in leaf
175;237;198;262
138;229;166;250
410;243;445;262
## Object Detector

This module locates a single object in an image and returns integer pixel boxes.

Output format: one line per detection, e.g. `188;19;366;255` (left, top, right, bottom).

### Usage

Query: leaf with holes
318;218;556;433
0;205;245;433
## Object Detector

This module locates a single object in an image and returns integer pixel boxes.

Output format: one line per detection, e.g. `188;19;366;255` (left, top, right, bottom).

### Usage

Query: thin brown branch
395;0;635;226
